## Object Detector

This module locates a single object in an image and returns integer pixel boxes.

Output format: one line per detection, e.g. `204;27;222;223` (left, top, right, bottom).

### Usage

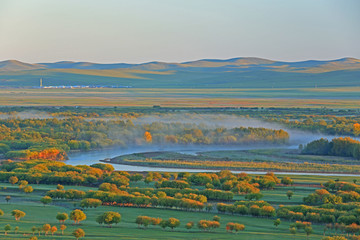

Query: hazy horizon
1;56;359;65
1;0;359;64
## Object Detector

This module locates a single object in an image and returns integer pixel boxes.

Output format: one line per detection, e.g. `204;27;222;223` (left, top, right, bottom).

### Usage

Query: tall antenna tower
40;78;42;88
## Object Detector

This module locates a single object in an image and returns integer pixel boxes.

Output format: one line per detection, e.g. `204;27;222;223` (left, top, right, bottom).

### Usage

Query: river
66;144;360;176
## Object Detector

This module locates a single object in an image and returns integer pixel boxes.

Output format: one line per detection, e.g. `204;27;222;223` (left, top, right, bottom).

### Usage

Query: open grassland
0;182;326;240
0;88;360;108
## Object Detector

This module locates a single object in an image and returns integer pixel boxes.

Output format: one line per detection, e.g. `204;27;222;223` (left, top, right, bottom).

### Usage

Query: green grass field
0;182;327;240
0;88;360;108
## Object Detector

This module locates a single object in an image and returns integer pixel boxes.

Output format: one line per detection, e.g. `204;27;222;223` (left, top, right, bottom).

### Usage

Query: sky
0;0;359;63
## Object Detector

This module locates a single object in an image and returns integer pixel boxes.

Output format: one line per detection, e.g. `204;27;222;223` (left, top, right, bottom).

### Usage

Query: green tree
159;219;168;230
281;176;294;186
305;226;313;240
4;224;11;235
273;219;281;229
286;190;294;200
245;192;263;201
15;226;19;234
41;196;52;206
290;227;296;239
213;215;221;222
135;216;152;228
31;226;37;235
56;212;69;223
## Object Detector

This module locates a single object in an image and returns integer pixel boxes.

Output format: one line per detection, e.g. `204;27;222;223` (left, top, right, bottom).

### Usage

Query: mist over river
66;128;360;176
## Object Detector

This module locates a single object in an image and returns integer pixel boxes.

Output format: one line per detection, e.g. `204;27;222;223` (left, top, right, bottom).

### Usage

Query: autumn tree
281;176;294;186
5;195;11;204
167;218;180;230
186;221;194;230
70;209;86;224
11;209;26;221
151;217;162;227
260;206;276;217
96;212;121;227
198;220;220;231
23;185;33;194
9;176;18;185
160;218;180;230
226;222;245;233
18;180;28;189
144;131;152;143
72;228;85;240
322;237;348;240
60;224;67;235
80;198;102;208
51;226;57;235
42;224;51;236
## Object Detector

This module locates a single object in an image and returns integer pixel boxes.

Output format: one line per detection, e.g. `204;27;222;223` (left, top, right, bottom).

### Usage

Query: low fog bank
129;113;356;146
2;111;357;148
131;114;283;129
0;110;55;120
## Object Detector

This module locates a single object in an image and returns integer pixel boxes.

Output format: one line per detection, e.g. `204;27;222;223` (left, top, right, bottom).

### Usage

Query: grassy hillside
0;58;359;88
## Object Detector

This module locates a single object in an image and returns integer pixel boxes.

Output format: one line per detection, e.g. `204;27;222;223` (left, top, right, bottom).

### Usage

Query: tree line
302;137;360;160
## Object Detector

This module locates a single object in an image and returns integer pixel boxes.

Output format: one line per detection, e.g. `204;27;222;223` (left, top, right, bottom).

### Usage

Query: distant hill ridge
1;57;359;71
0;57;359;88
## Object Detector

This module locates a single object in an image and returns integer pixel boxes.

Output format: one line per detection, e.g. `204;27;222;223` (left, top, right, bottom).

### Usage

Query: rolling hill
0;57;359;88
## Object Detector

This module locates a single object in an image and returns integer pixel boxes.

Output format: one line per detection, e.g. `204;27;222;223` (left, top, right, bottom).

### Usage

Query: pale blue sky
0;0;359;63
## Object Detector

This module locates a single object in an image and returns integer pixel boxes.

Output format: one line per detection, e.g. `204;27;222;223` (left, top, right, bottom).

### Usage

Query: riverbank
102;158;360;176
